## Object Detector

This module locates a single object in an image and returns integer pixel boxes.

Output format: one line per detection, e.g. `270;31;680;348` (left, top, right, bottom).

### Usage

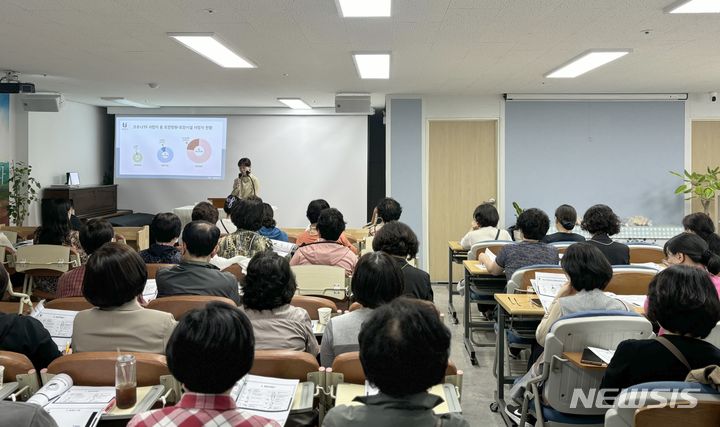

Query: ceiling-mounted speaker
335;93;372;114
20;93;64;112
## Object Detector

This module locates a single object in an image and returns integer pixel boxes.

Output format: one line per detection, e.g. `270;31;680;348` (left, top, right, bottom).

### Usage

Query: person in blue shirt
258;203;288;242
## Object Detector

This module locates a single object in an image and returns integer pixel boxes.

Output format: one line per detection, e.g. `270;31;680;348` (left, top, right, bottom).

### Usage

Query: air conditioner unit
335;93;372;114
21;93;64;112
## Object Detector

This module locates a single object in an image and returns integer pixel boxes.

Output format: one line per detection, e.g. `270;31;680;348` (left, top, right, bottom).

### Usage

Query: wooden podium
43;185;128;220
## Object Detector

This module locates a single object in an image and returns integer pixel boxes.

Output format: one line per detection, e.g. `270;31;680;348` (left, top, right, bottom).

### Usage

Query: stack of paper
271;239;297;258
211;254;250;271
142;279;158;303
230;375;299;426
530;272;567;313
587;347;615;364
605;293;647;308
31;303;78;352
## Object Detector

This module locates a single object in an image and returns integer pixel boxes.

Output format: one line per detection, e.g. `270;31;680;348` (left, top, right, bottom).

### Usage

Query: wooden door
691;121;720;222
428;120;498;282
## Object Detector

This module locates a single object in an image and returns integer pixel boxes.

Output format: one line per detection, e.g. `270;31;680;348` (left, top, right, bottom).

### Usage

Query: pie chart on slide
186;138;212;163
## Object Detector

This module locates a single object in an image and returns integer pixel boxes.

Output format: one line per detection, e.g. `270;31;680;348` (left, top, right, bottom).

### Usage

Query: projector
0;82;36;93
335;93;372;114
21;93;64;112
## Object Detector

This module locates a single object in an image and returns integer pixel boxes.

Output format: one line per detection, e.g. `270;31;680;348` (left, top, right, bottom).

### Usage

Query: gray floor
433;282;515;427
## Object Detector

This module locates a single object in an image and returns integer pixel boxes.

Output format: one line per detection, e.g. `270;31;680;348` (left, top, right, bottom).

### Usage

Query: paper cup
318;307;332;325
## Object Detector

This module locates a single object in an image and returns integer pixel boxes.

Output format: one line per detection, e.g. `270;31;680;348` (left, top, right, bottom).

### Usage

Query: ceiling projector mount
0;70;36;93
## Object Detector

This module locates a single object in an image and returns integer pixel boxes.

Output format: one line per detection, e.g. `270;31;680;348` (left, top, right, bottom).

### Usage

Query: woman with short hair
581;204;629;265
241;252;318;355
72;243;176;353
216;197;273;258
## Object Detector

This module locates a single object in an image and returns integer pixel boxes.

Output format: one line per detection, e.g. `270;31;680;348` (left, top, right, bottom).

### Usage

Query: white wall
116;115;368;228
26;101;109;225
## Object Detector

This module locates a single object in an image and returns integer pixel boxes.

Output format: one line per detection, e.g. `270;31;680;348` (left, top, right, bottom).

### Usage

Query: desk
447;241;468;324
463;260;507;365
492;293;544;423
563;352;607;371
334;383;461;414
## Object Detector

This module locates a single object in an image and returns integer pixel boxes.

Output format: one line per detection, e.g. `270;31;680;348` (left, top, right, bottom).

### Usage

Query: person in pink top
295;199;359;255
645;232;720;334
291;208;357;276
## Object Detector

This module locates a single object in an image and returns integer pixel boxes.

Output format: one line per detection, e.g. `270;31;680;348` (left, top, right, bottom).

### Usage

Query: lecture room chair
704;321;720;348
250;349;320;382
0;351;34;383
605;381;720;427
291;265;348;301
606;266;657;296
221;263;245;283
146;295;237;320
348;302;363;312
10;245;80;312
329;351;462;390
507;265;566;294
145;263;175;279
44;297;93;311
0;230;18;245
628;244;665;264
46;352;169;387
519;312;653;427
290;295;338;320
467;240;514;261
549;241;575;255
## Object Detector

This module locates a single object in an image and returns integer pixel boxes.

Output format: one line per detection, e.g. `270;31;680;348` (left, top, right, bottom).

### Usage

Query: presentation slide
115;116;227;179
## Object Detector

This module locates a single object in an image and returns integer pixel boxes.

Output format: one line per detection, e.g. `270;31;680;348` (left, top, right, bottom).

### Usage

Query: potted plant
8;161;41;226
671;167;720;215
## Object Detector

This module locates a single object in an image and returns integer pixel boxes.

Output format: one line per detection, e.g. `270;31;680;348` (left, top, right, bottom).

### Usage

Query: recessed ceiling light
666;0;720;13
545;50;631;78
168;33;255;68
277;98;311;109
101;97;159;108
337;0;391;17
353;53;390;79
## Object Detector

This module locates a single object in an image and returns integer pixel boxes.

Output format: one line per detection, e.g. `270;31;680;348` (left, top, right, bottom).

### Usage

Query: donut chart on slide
186;138;212;163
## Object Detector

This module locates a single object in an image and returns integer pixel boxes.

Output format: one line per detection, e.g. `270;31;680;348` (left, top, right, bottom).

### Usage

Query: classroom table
562;352;608;371
334;383;462;414
491;293;545;423
463;260;507;366
447;241;468;324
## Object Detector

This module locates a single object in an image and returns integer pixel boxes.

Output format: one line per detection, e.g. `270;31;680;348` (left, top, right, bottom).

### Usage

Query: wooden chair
635;400;720;427
250;349;320;381
10;245;79;313
114;226;150;251
46;352;169;386
222;263;245;284
629;244;665;264
44;297;93;311
0;351;34;382
291;265;347;300
146;295;237;320
290;295;338;320
607;267;657;295
330;351;461;385
145;263;175;279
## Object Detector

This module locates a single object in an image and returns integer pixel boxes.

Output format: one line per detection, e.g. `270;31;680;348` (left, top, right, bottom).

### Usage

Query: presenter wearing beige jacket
231;157;260;199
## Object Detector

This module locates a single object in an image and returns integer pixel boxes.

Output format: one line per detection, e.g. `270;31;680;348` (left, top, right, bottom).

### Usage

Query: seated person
580;204;629;265
368;197;402;236
541;204;586;244
505;243;632;422
217;197;273;259
460;202;511;249
683;212;720;255
600;265;720;393
156;221;241;305
139;212;182;264
241;252;319;355
258;203;289;242
0;264;61;370
0;401;57;427
57;219;121;298
295;199;358;254
191;201;219;225
372;221;433;301
535;243;631;347
33;198;87;294
323;298;469;427
320;252;404;367
478;208;559;280
218;195;238;236
73;243;177;353
290;208;357;276
128;302;279;427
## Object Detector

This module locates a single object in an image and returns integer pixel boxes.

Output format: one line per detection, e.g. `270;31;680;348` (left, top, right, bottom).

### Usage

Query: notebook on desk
31;302;77;352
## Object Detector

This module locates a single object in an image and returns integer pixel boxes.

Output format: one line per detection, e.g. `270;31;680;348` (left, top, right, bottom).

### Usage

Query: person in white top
460;203;511;249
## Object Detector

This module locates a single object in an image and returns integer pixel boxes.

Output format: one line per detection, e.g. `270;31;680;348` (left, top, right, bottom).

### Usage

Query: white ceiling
1;0;719;108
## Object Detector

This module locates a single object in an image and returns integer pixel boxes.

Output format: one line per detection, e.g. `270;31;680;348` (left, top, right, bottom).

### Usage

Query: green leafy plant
512;201;523;217
671;167;720;214
8;161;41;226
